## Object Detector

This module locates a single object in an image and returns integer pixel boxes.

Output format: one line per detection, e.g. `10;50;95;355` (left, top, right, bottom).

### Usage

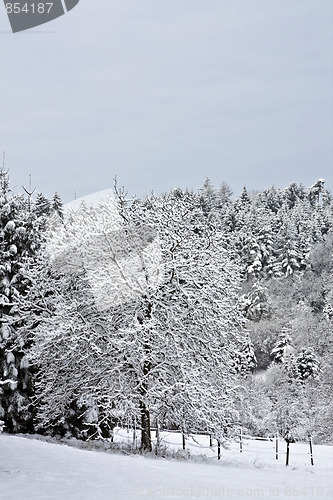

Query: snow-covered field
1;433;332;499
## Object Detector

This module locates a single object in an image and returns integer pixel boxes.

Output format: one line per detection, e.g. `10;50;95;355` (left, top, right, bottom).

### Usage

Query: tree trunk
137;300;153;452
140;400;152;452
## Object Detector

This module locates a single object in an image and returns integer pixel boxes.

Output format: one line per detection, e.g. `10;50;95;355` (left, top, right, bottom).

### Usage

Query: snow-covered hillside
63;188;115;212
1;434;332;499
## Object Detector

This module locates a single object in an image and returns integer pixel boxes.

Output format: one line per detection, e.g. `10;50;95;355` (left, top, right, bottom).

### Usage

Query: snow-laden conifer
0;170;43;432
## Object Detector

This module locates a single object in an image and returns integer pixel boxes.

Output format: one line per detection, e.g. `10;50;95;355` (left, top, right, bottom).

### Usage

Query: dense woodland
0;171;332;450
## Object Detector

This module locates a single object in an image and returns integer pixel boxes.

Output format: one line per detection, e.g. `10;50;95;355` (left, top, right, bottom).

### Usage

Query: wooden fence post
309;436;314;466
286;441;290;466
217;440;221;460
275;434;279;460
239;427;243;453
155;421;160;456
182;433;186;451
133;420;137;449
209;434;213;447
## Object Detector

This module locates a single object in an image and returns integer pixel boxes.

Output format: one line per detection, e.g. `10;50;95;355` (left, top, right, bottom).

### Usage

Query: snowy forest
0;171;332;452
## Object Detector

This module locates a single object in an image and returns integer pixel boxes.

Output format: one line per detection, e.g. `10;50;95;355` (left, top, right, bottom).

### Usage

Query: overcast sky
0;0;332;202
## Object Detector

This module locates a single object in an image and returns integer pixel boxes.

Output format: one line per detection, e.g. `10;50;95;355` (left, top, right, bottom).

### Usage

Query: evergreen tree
283;182;306;209
236;186;252;209
217;182;233;208
271;212;304;277
270;328;293;364
240;282;270;322
296;347;320;381
199;178;218;216
308;179;326;206
35;193;51;217
0;170;42;432
51;192;63;219
257;186;283;214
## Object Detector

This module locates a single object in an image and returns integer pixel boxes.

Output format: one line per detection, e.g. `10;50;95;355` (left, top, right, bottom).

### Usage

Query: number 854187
5;3;54;14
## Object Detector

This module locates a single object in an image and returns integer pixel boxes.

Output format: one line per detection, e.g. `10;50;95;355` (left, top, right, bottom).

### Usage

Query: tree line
1;171;332;449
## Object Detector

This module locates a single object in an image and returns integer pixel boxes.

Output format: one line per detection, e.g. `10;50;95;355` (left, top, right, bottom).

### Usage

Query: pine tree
217;182;233;208
0;170;42;432
257;186;283;214
239;282;270;322
283;182;306;209
236;186;252;211
308;179;325;206
199;178;218;216
270;328;294;364
35;193;51;217
51;192;63;219
234;337;257;374
296;347;320;381
271;211;304;277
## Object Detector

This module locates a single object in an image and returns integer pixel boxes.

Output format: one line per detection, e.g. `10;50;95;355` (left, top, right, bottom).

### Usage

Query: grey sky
0;0;332;202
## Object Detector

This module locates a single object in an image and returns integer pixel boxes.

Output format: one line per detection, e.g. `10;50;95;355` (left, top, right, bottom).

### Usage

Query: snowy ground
1;432;332;499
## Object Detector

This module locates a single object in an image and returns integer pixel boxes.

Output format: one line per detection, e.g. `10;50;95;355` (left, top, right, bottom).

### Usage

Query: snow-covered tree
29;189;251;450
0;170;42;432
233;337;257;374
283;182;306;209
296;347;320;381
308;179;326;206
264;363;313;443
270;328;294;364
238;186;252;208
199;178;218;216
257;186;283;214
239;282;270;322
313;361;333;444
35;193;51;218
51;192;63;219
239;375;273;438
270;210;307;277
217;182;233;208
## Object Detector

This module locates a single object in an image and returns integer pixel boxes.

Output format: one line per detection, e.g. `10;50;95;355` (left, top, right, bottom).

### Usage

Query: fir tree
0;171;42;432
237;186;252;209
199;178;218;216
296;347;320;381
257;186;283;214
283;182;306;209
240;282;270;322
35;193;51;217
51;192;63;219
218;182;233;208
270;329;294;364
308;179;325;206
